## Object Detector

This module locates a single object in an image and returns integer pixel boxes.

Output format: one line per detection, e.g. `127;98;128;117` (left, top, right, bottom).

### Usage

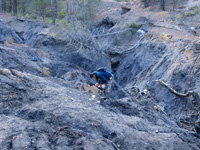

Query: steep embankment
0;44;200;149
94;0;200;133
0;0;200;149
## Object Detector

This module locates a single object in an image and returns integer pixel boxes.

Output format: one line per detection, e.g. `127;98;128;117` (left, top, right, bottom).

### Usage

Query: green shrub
25;14;35;19
127;22;142;29
172;11;196;21
183;11;195;17
58;10;67;19
46;17;53;24
190;5;199;10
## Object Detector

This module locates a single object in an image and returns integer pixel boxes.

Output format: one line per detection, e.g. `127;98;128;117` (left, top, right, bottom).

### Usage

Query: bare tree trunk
55;0;57;18
42;15;47;27
13;0;17;14
52;0;57;25
67;0;71;22
83;0;86;23
144;0;148;8
51;0;53;21
2;0;6;12
71;0;74;18
71;0;77;32
0;0;2;13
34;0;36;19
21;0;25;14
9;0;12;12
173;0;176;11
160;0;165;11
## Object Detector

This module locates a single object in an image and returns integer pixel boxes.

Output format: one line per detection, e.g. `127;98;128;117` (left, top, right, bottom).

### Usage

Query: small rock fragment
155;130;159;133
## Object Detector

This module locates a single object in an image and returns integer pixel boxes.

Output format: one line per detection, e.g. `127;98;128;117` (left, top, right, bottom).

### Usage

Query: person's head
90;73;96;78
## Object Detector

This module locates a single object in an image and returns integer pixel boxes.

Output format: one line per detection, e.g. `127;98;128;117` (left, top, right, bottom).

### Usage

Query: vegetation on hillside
0;0;102;26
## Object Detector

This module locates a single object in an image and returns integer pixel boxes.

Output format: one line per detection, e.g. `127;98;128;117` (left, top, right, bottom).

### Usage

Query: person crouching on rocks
90;68;113;98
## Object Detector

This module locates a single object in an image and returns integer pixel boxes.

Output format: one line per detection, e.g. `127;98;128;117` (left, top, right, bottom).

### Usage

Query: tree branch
94;28;133;38
153;80;200;104
66;33;92;50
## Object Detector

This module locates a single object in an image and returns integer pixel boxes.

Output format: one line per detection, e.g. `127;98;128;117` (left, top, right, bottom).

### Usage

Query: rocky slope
94;0;200;133
0;43;199;149
0;0;200;149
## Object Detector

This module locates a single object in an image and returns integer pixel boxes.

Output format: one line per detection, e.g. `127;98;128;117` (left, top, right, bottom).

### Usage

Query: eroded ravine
0;14;200;150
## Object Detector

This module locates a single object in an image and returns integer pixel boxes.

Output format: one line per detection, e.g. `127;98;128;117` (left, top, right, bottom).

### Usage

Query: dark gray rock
0;15;199;150
0;21;23;44
115;37;200;135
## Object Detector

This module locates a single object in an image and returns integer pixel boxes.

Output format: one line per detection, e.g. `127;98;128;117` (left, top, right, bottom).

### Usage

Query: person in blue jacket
90;68;113;97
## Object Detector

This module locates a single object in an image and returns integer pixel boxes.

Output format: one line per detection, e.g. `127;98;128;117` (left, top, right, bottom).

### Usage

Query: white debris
137;29;146;38
154;106;159;111
155;130;159;133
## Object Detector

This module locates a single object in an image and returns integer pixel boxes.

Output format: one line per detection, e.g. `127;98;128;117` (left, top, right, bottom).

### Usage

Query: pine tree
0;0;2;13
13;0;17;14
2;0;6;12
160;0;165;11
21;0;25;14
52;0;57;25
144;0;148;8
9;0;12;12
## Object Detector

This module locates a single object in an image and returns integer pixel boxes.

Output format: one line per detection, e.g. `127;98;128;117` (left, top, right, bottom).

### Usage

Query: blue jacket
94;70;112;84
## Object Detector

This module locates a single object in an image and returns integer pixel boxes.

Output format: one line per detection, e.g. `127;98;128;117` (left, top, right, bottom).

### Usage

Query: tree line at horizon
0;0;101;25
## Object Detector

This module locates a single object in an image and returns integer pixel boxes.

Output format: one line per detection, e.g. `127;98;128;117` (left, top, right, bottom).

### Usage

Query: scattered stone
145;33;153;39
155;130;159;133
11;69;25;78
153;106;159;111
137;29;146;38
189;27;198;36
158;32;172;42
